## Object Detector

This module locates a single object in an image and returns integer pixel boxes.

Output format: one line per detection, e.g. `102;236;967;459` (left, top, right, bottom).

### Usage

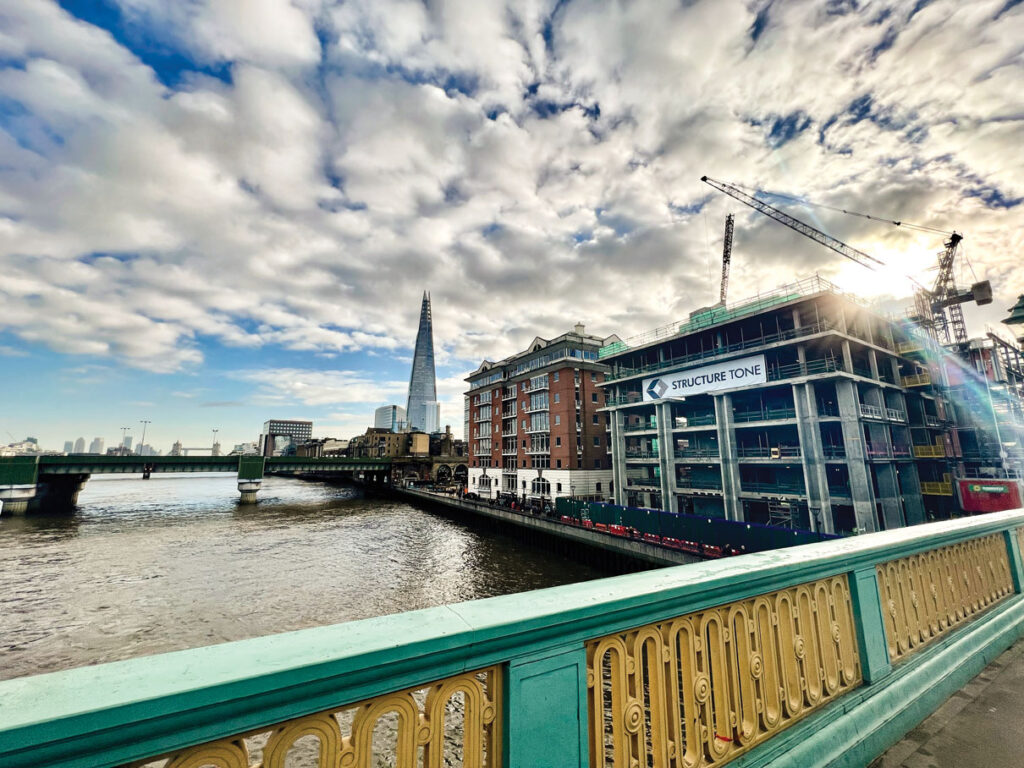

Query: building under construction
597;275;1024;535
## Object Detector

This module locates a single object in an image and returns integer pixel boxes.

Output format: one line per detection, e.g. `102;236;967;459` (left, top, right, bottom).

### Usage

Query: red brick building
465;324;619;503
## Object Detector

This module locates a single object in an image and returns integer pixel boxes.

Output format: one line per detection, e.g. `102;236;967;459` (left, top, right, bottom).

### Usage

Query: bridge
0;455;392;514
1;508;1021;767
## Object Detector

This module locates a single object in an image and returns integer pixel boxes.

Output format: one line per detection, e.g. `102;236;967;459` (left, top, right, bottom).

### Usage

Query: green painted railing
0;455;391;476
1;511;1023;768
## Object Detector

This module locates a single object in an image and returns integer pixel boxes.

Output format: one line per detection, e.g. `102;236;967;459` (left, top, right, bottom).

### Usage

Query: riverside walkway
872;637;1024;767
1;508;1022;767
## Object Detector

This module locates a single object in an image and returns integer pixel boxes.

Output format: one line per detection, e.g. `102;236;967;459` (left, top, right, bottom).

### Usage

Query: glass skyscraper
406;292;441;433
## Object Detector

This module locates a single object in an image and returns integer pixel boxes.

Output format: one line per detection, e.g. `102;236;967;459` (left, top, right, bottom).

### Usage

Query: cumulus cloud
1;0;1023;426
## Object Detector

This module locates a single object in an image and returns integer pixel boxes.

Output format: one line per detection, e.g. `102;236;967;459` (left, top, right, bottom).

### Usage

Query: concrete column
33;474;89;513
610;409;627;506
0;486;36;515
836;380;877;532
841;339;854;375
872;462;905;530
868;350;880;381
656;401;677;513
237;480;262;504
716;393;742;521
793;382;833;533
897;463;926;525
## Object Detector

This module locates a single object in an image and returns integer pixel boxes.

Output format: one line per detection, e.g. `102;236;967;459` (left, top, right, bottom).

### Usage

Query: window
555;436;561;446
596;482;602;492
531;477;551;495
592;414;599;424
591;371;597;382
556;483;562;492
522;460;526;467
553;371;559;381
522;419;526;429
555;415;561;425
594;459;602;468
522;439;526;448
556;459;562;468
554;393;560;403
592;392;598;403
593;436;600;447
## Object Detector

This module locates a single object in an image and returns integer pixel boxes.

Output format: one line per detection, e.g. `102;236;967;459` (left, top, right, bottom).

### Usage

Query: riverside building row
465;325;620;503
595;275;1024;535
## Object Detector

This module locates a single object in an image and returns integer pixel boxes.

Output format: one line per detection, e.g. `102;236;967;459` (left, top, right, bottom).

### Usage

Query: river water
0;473;609;682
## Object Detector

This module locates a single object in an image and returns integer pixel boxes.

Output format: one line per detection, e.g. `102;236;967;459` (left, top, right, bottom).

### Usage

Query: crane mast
720;213;734;304
700;176;884;271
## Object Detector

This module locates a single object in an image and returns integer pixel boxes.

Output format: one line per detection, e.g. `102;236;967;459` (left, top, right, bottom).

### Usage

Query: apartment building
465;325;619;503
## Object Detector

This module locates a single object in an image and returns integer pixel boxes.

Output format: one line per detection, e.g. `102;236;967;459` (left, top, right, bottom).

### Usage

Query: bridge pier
33;474;90;514
237;480;261;504
237;456;266;505
0;485;36;515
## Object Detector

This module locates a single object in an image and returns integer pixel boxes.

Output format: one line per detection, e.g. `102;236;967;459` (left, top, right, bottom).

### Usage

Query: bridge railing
1;510;1022;768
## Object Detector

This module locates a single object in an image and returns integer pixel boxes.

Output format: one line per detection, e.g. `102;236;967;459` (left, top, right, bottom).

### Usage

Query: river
0;473;610;682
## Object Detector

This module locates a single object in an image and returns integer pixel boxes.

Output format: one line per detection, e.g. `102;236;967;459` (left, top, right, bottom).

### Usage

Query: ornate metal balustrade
2;511;1023;768
586;576;861;768
128;667;502;768
876;534;1014;663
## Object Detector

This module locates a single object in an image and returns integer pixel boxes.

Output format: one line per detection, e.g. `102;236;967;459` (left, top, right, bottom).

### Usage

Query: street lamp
139;420;151;456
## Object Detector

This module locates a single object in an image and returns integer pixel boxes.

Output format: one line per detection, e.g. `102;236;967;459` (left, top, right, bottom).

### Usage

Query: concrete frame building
596;274;1016;535
465;324;619;503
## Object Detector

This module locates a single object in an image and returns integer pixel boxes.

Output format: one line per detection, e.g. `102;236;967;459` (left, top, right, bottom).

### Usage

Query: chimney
574;322;585;335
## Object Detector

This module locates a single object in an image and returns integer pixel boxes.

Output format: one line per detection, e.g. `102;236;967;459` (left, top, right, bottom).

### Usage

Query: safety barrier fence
2;511;1023;768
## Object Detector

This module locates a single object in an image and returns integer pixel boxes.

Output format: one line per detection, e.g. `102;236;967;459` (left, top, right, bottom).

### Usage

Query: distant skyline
2;1;1022;450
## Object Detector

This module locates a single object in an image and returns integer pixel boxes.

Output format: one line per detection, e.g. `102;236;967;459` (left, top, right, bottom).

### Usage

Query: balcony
924;414;943;428
501;447;518;456
886;408;906;422
828;484;853;497
921;480;953;496
603;317;840;382
624;450;659;461
737;445;802;459
623;422;658;433
501;428;517;437
676;478;723;491
859;403;884;419
902;372;932;387
525;404;549;414
604;394;643;407
502;388;517;400
674;447;720;459
892;446;913;458
913;443;946;458
767;357;840;381
674;413;716;428
823;445;846;459
733;406;796;423
525;446;551;456
897;339;924;355
523;380;549;393
740;481;806;496
865;447;893;460
626;477;661;490
524;425;551;435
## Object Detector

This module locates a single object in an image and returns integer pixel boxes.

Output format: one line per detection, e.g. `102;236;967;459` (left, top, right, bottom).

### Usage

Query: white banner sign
642;354;767;401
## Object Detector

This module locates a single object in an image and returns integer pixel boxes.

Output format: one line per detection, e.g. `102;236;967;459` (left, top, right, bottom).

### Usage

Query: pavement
870;637;1024;768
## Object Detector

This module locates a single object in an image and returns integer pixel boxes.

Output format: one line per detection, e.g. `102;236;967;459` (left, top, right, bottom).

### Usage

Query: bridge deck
872;637;1024;768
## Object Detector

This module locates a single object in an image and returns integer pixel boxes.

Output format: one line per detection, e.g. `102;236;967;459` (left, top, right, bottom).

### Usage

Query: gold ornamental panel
876;533;1014;663
586;575;861;768
128;666;501;768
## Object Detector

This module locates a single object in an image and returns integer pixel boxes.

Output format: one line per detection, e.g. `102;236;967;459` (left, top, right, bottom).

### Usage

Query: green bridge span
0;455;392;514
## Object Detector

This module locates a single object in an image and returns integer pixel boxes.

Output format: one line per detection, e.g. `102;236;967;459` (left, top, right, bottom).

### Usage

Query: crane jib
700;176;884;270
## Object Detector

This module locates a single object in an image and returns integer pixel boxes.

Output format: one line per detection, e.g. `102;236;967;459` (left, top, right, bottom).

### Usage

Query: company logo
647;379;668;399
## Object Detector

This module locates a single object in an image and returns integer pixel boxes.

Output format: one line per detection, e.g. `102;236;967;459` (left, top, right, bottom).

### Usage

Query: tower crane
720;213;734;304
700;176;992;344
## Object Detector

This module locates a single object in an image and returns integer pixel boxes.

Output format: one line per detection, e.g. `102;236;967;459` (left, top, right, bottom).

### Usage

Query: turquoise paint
505;647;588;768
1005;528;1024;594
848;566;892;683
0;509;1022;768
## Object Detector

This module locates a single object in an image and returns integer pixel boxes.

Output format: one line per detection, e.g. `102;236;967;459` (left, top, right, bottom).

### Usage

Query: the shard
406;291;441;434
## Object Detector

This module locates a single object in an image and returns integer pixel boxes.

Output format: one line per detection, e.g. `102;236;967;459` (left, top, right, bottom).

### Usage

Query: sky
1;0;1022;452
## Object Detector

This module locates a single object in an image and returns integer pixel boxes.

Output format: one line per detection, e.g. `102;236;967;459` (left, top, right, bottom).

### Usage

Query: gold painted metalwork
586;576;861;768
130;666;501;768
876;534;1013;663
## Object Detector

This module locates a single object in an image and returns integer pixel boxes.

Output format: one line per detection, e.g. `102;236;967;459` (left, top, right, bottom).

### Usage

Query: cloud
200;400;245;407
1;0;1022;396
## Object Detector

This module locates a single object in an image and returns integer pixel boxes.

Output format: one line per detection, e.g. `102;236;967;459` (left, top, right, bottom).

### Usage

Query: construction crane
720;213;734;303
700;176;884;272
701;176;992;344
